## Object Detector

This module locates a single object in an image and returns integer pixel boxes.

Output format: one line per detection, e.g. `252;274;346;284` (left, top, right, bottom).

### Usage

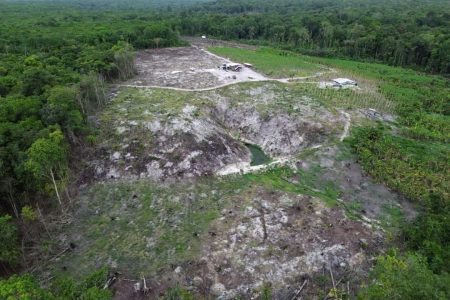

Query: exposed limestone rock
190;188;382;298
94;83;343;181
211;283;227;297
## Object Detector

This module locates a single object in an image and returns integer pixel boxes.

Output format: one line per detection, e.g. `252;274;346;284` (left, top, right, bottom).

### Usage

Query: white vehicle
220;63;243;72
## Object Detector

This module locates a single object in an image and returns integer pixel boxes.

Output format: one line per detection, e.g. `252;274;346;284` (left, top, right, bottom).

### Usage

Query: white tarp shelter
332;78;357;86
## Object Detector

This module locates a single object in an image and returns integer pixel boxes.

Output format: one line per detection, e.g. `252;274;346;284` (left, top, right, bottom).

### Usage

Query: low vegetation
0;269;111;299
47;164;344;278
359;252;450;300
210;47;323;77
209;47;396;113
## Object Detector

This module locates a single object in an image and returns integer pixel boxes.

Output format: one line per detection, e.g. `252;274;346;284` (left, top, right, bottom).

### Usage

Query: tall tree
25;129;68;206
0;215;19;267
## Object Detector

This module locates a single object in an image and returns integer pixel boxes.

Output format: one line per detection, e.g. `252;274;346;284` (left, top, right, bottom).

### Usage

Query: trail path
117;74;328;92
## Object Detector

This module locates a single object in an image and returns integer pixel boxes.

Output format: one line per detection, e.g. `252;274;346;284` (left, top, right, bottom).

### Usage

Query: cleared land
45;43;413;299
123;47;268;90
209;47;325;78
93;82;344;181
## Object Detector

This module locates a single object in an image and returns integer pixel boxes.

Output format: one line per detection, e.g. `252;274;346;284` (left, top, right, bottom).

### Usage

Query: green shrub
0;215;19;265
347;125;449;203
403;196;450;273
359;253;450;300
0;274;54;300
162;287;196;300
80;287;111;300
0;271;112;300
51;268;110;299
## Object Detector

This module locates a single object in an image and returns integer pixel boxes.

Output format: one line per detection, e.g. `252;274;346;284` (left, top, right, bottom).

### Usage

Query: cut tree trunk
50;169;62;206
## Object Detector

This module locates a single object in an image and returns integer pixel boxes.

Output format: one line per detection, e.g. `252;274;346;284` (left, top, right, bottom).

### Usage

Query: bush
359;253;450;300
0;215;19;265
403;196;450;273
162;287;196;300
0;271;112;300
0;274;54;300
80;287;111;300
51;268;111;299
347;125;449;203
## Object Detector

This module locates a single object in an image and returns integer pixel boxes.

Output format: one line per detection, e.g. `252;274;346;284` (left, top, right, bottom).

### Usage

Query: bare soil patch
124;46;268;90
50;164;402;299
182;187;382;299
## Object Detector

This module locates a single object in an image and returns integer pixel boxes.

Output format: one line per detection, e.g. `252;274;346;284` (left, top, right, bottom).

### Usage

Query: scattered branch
142;276;149;294
103;271;119;289
291;279;308;300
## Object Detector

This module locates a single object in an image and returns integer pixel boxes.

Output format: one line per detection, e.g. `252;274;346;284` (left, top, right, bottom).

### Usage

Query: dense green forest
0;3;184;287
5;0;211;10
0;0;449;299
181;0;450;74
0;3;182;213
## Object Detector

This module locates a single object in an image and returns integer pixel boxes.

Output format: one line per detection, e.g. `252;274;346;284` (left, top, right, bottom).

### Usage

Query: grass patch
300;53;450;142
209;49;395;113
290;83;394;113
380;204;405;230
106;88;208;122
216;81;327;115
209;47;323;78
243;166;339;207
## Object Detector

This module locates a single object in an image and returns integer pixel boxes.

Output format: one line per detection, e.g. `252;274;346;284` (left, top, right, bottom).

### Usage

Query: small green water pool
245;143;272;166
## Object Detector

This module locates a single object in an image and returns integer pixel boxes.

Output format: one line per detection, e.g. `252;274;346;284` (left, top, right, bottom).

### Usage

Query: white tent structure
332;78;357;86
